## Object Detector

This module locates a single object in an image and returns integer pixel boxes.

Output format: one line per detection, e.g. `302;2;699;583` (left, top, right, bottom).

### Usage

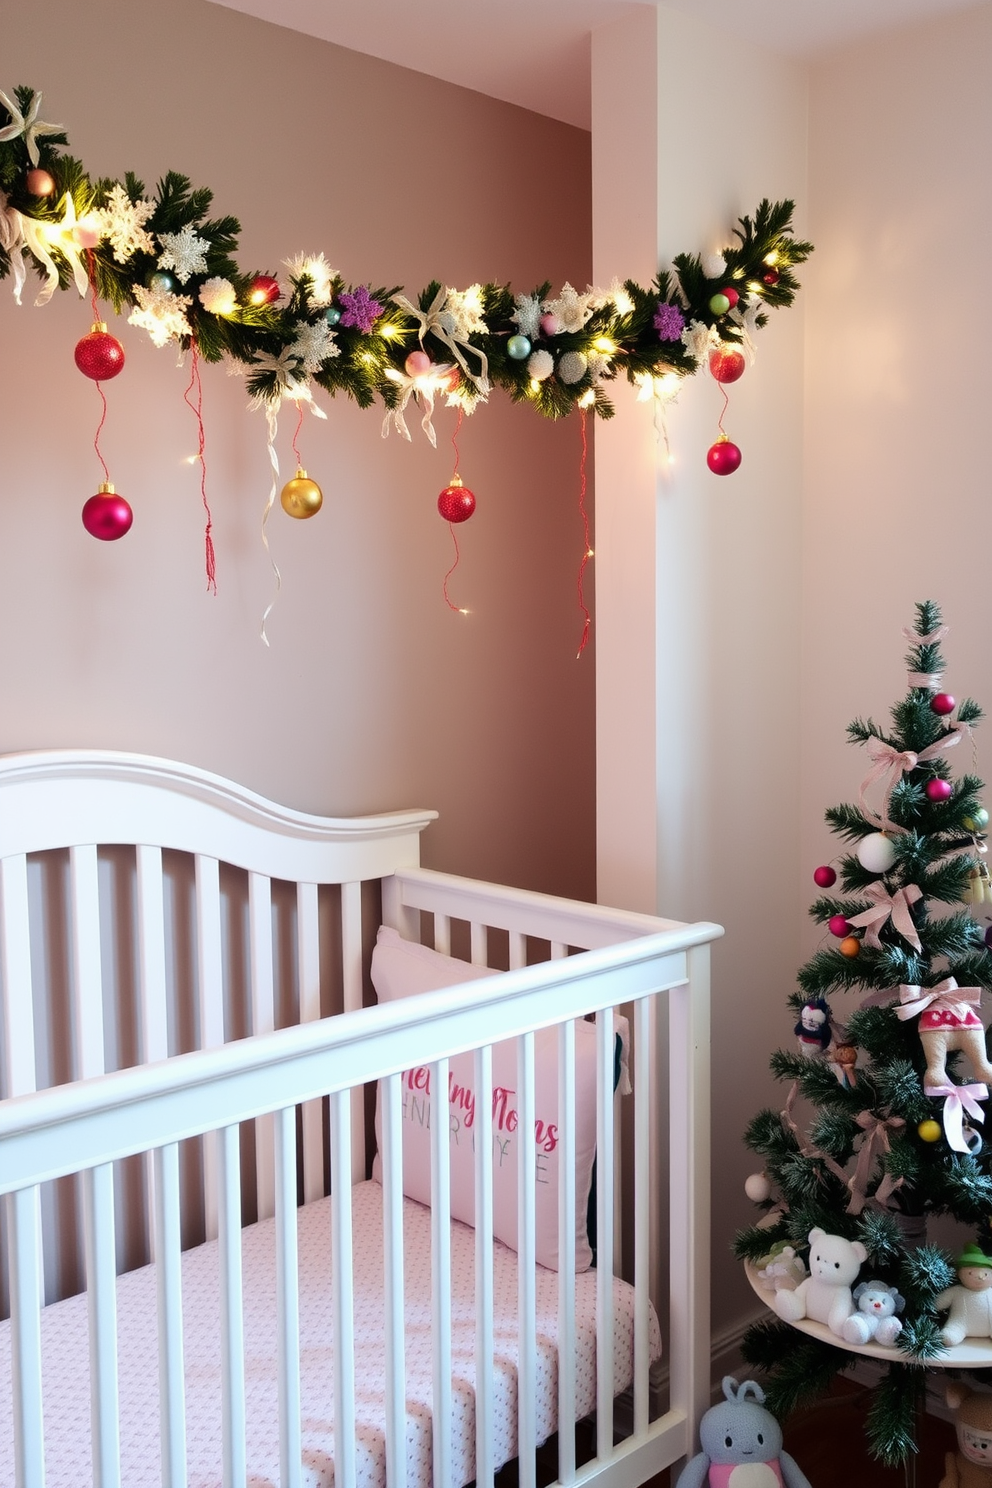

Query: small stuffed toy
795;998;832;1057
840;1279;904;1347
773;1226;866;1338
675;1376;812;1488
936;1244;992;1347
828;1041;859;1087
940;1380;992;1488
756;1241;807;1292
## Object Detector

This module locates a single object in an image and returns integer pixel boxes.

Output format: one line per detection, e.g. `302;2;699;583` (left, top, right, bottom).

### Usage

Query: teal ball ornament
507;335;531;360
325;306;342;326
149;270;176;293
709;292;731;315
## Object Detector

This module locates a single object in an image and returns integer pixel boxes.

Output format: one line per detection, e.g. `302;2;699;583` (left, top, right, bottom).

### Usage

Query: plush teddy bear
675;1376;813;1488
940;1381;992;1488
936;1244;992;1347
840;1279;904;1347
773;1226;866;1339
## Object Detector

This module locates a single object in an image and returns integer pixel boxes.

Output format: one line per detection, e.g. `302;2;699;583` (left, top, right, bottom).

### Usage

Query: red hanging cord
575;409;592;658
182;341;217;593
442;405;469;614
86;251;111;483
717;382;730;436
291;401;305;469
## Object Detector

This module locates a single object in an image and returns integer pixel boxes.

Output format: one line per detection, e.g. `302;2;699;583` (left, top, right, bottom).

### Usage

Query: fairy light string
576;408;592;659
182;341;217;593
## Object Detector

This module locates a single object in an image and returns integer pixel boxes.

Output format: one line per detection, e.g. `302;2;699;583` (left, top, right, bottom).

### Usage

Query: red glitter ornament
26;167;55;196
74;323;125;381
82;483;132;540
762;266;781;286
708;347;746;384
931;693;956;715
437;475;476;523
813;865;837;888
706;436;742;475
926;778;953;802
248;275;281;306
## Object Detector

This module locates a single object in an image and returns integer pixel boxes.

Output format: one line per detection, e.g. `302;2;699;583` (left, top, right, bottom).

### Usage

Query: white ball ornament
527;349;554;382
199;277;238;315
744;1172;772;1203
857;832;897;874
557;350;588;385
702;252;728;279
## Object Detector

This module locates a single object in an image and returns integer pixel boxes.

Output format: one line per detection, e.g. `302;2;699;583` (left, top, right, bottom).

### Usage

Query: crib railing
0;905;719;1488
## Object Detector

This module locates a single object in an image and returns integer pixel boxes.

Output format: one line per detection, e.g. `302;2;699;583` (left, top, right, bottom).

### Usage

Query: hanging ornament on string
437;407;474;615
706;345;744;476
280;402;323;518
182;340;217;592
77;251;131;539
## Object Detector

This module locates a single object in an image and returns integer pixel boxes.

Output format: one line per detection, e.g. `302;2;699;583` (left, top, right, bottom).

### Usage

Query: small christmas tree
736;601;992;1465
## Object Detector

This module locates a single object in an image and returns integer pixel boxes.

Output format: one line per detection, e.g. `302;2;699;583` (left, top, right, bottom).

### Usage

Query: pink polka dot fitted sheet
0;1179;661;1487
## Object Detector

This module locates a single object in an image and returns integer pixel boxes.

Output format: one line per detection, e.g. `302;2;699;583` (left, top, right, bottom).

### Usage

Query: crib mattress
0;1180;660;1487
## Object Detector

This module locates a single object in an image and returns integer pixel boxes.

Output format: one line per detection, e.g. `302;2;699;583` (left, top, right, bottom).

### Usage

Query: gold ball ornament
280;468;323;519
918;1119;942;1143
839;936;861;958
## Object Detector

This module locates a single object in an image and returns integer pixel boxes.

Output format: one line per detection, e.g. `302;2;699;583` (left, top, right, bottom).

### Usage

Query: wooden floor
489;1379;959;1486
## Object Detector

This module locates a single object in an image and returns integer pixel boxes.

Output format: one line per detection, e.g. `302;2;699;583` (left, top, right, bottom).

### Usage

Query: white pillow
369;925;600;1272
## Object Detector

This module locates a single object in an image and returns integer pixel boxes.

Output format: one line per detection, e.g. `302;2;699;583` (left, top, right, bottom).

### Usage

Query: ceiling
208;0;984;128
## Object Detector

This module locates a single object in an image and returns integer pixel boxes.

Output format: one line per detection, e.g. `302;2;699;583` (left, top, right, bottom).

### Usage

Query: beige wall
1;0;596;899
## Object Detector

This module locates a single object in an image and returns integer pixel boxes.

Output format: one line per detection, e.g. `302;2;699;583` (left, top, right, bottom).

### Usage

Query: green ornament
964;808;990;831
709;292;731;315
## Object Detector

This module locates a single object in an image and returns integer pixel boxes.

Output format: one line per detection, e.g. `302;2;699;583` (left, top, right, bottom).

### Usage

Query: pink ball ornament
539;312;560;337
707;437;742;475
813;865;837;888
931;693;956;716
82;483;132;541
74;324;125;381
73;216;101;250
404;350;432;378
708;347;746;384
926;778;953;802
828;915;851;938
721;287;740;308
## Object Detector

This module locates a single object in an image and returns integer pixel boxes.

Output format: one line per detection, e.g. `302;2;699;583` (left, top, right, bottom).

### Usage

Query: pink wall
802;4;992;958
1;0;596;899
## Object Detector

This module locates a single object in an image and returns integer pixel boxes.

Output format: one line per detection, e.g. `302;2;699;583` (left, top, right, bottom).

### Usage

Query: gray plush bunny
675;1376;813;1488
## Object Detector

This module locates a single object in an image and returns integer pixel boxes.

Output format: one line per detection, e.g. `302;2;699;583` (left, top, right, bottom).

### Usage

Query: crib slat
82;1162;120;1488
296;881;323;1203
380;1074;407;1488
516;1033;537;1488
340;880;366;1182
633;997;652;1436
153;1143;187;1488
473;1044;494;1488
249;872;276;1221
330;1090;357;1487
7;1186;45;1488
432;912;451;957
508;930;526;972
430;1056;453;1488
0;855;36;1099
137;846;169;1254
70;845;105;1080
595;1012;616;1463
556;1019;577;1485
469;920;488;968
217;1124;246;1488
274;1106;302;1488
195;855;224;1241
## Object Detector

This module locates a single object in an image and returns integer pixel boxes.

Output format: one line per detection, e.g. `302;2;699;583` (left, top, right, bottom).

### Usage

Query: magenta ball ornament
404;350;432;378
813;865;837;888
828;915;851;938
722;286;740;308
931;693;956;715
708;347;746;384
82;483;132;540
926;778;953;802
74;323;125;381
437;477;476;523
706;437;742;475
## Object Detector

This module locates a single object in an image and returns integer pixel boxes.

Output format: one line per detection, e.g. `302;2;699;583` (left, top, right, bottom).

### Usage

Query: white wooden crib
0;750;722;1488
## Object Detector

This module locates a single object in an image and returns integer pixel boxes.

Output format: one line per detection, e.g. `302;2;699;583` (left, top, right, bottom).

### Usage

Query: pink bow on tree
847;882;923;952
858;730;965;832
923;1081;988;1153
895;978;982;1022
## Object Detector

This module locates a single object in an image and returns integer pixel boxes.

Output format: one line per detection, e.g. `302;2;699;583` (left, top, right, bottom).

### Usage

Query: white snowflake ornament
542;283;595;334
512;294;542;341
94;183;155;265
439;284;487;341
282;251;337;308
156;224;210;284
681;318;719;365
288;318;340;374
128;283;193;347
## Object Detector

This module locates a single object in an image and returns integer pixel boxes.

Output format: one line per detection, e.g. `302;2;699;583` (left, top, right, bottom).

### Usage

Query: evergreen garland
0;85;812;420
737;600;992;1466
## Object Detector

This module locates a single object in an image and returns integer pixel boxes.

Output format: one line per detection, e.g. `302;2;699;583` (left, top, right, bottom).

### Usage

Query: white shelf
744;1261;992;1369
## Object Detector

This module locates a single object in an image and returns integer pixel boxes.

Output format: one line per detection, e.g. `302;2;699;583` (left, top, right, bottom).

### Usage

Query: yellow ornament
918;1119;942;1143
280;467;323;519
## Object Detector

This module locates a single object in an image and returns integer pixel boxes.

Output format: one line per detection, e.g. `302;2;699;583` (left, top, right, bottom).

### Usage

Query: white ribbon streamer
381;365;453;447
16;193;89;306
0;190;27;302
0;88;62;167
391;288;490;397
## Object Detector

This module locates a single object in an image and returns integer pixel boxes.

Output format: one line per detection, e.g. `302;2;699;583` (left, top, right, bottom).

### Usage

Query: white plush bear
841;1280;905;1347
773;1227;867;1339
